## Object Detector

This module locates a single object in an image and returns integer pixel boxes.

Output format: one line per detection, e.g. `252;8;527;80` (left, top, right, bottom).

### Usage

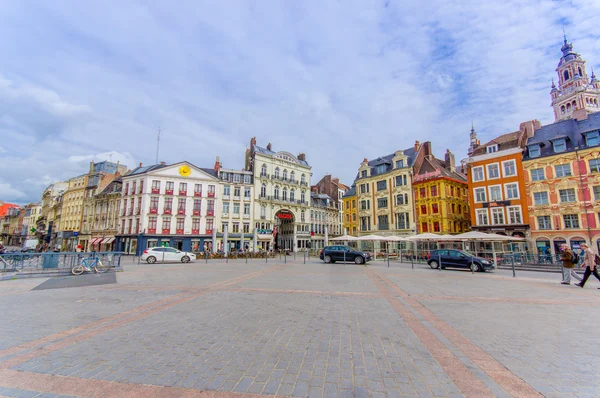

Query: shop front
117;234;214;255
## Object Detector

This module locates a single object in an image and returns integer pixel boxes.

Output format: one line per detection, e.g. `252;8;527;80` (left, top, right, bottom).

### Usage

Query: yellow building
413;141;470;234
342;184;357;236
61;174;88;250
354;148;416;235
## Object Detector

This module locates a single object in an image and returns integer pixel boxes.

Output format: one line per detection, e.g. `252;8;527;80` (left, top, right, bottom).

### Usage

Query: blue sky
1;0;599;204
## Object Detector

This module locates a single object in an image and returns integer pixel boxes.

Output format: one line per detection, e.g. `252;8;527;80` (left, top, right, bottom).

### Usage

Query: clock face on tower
178;165;191;177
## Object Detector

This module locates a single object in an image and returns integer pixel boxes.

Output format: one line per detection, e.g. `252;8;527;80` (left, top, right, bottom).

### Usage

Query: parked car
141;247;196;264
319;245;371;264
427;249;495;272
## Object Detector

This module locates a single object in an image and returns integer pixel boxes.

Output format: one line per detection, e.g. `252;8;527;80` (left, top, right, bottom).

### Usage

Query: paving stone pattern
1;258;599;397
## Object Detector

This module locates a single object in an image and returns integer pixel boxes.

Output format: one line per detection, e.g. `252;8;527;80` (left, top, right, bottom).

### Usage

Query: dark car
426;249;495;272
319;245;371;264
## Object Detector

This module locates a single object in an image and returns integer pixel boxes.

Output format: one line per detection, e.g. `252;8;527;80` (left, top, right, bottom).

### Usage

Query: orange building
466;121;539;239
0;201;19;217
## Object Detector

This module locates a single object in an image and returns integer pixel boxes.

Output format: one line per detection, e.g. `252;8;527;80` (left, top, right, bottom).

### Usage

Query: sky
1;0;599;204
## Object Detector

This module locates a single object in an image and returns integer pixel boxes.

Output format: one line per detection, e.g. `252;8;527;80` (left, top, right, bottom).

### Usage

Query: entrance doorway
274;210;295;252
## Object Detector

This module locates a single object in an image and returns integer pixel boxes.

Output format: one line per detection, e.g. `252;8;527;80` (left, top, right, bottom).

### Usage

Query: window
421;222;428;233
289;171;295;183
533;192;549;205
537;216;551;230
530;168;545;181
274;186;280;200
360;200;370;210
486;144;498;153
555;164;572;177
193;199;201;211
301;191;305;203
192;218;200;231
395;175;407;186
377;198;388;208
243;223;250;233
590;159;600;173
244;203;250;215
433;222;440;232
244;174;251;184
361;170;367;178
233;203;240;214
176;218;184;231
376;180;387;191
585;131;600;147
194;184;202;195
474;187;486;202
233;174;241;183
301;210;305;222
376;165;386;174
528;144;541;158
274;167;280;178
150;196;159;210
563;214;579;229
505;183;519;199
552;138;566;153
360;217;370;231
395;160;404;168
503;160;516;177
420;205;427;215
234;187;240;197
431;185;438;197
594;186;600;201
162;217;171;231
261;164;267;176
177;198;186;211
206;219;213;232
472;167;484;182
476;209;488;226
487;164;500;179
166;181;174;192
360;184;369;194
396;193;408;205
232;223;239;233
244;187;251;198
282;188;288;201
489;186;502;201
378;215;389;230
290;189;295;202
152;180;161;193
301;174;306;184
148;217;157;231
260;184;266;197
207;200;214;212
260;205;266;218
508;206;522;224
224;185;231;196
559;188;576;203
419;187;426;198
432;203;439;213
491;208;504;225
164;197;173;211
223;202;230;214
395;213;409;229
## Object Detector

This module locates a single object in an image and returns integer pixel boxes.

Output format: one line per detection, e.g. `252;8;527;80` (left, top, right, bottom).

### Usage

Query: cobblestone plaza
1;259;599;397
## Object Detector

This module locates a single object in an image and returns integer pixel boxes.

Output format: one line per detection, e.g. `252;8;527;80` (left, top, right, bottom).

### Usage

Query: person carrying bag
575;243;600;288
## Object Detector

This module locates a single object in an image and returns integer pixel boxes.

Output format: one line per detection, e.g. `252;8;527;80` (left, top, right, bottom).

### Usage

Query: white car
141;247;196;264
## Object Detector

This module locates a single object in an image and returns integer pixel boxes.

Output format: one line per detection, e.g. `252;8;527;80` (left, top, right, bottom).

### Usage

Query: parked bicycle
71;255;112;275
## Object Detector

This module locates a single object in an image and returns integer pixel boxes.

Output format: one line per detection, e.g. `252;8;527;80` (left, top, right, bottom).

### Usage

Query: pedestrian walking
574;243;600;289
560;243;580;285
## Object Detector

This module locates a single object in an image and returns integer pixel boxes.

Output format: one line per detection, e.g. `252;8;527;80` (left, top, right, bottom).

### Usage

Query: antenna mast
155;126;162;164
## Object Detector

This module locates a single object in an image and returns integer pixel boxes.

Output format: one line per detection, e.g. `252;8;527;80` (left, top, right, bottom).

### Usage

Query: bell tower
551;35;600;121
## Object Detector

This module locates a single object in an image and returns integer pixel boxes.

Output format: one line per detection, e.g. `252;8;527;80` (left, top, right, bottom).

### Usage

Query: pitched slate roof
356;146;417;181
254;146;310;166
127;164;168;176
471;131;521;156
524;112;600;160
342;184;356;198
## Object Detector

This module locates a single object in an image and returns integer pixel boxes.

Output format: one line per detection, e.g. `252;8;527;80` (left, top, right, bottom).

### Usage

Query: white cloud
0;180;26;202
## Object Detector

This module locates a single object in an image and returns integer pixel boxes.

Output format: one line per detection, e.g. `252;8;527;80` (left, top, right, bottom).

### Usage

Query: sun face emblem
179;165;191;177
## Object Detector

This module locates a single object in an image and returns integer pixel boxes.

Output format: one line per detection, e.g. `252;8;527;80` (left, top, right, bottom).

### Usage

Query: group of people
560;243;600;288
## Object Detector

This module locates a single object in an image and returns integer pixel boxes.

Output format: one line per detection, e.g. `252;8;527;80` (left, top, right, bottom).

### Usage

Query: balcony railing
128;209;133;216
176;228;184;234
179;190;187;196
177;208;186;215
165;189;174;195
194;191;202;197
148;228;156;234
207;192;215;198
205;229;213;235
206;210;214;217
223;194;230;200
193;210;201;216
163;208;172;215
149;207;158;214
151;188;160;194
243;214;250;219
121;209;126;216
136;208;141;215
162;228;171;234
192;229;199;234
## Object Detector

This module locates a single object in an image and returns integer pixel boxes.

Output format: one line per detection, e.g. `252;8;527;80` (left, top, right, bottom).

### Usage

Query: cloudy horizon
1;1;599;204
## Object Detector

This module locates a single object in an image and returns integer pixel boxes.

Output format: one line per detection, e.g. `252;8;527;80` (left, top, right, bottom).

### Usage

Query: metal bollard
266;253;268;263
304;251;306;264
226;254;228;263
411;254;414;269
439;252;442;271
280;251;282;261
471;255;474;274
511;255;516;277
162;251;165;264
294;251;296;261
284;252;287;264
205;252;208;264
387;252;390;268
344;251;346;265
246;252;248;264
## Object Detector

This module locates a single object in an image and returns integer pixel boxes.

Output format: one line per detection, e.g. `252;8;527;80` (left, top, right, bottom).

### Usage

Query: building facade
551;36;600;122
116;162;221;255
466;122;538;238
89;176;122;252
245;138;312;252
37;182;68;249
413;142;470;234
524;111;600;255
216;159;255;252
311;174;348;243
342;185;357;236
355;148;417;236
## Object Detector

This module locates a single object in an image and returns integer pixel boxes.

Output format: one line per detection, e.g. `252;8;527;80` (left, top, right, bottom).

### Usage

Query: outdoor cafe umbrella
355;234;390;259
329;234;359;249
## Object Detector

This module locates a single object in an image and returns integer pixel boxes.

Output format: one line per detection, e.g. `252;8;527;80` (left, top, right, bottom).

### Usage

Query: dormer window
552;138;566;153
376;165;386;174
585;131;600;147
361;170;367;178
486;144;498;154
528;144;541;158
395;159;404;168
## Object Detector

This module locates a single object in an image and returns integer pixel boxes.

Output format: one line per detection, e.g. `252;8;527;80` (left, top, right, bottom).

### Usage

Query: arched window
561;105;566;114
260;206;266;218
260;184;266;197
290;189;295;202
301;190;306;203
282;188;288;201
301;210;305;222
572;100;577;108
578;67;583;76
567;103;571;110
261;164;267;176
301;174;306;184
275;167;280;178
290;171;295;183
283;169;288;181
564;70;569;81
274;186;280;200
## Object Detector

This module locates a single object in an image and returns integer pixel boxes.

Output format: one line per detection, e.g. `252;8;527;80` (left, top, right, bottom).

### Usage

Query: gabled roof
356;146;417;180
254;146;310;167
471;131;521;156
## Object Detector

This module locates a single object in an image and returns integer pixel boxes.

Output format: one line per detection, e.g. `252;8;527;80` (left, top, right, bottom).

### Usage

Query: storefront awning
104;237;115;244
257;235;273;240
90;238;101;245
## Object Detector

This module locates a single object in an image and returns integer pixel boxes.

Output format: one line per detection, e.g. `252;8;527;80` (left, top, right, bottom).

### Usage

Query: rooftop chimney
160;161;166;166
250;137;256;149
266;142;272;151
139;162;143;167
298;153;306;161
445;149;456;172
214;156;221;172
573;108;589;121
414;140;420;152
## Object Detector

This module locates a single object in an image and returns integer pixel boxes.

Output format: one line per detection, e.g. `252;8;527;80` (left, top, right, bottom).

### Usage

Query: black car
426;249;495;272
319;245;371;264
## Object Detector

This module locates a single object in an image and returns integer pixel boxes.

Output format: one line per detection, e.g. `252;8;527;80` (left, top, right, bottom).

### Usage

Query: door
447;250;464;267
